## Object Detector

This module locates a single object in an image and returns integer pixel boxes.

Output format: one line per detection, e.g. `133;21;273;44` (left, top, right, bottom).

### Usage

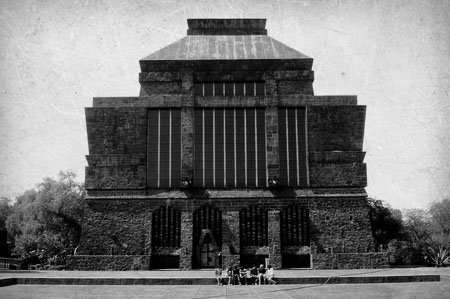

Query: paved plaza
1;267;449;298
1;279;449;299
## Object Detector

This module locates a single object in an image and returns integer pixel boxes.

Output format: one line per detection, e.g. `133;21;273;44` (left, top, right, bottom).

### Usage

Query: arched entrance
150;205;181;269
199;229;218;268
193;205;222;268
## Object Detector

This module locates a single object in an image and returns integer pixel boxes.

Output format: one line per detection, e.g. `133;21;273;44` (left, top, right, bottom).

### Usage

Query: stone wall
84;101;367;191
74;196;378;270
85;165;147;189
85;107;148;191
80;18;379;271
77;200;152;256
92;95;357;108
139;82;181;96
265;106;280;180
180;211;193;270
222;211;240;268
307;105;366;152
66;255;150;271
85;107;147;154
313;253;388;269
268;210;281;269
309;197;375;254
277;80;313;95
309;163;367;187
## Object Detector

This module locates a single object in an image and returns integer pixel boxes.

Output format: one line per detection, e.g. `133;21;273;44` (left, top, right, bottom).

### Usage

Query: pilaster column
264;73;280;182
144;211;153;255
142;211;152;270
222;211;240;268
268;210;282;269
181;70;195;182
265;106;280;181
180;211;193;270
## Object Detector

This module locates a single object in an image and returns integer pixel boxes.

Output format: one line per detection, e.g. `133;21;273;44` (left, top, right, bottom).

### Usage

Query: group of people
214;264;276;285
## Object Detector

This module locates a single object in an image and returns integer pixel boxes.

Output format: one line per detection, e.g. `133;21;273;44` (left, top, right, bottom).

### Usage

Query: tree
6;171;85;267
429;198;450;246
0;197;13;256
403;202;450;267
401;209;433;264
367;198;403;251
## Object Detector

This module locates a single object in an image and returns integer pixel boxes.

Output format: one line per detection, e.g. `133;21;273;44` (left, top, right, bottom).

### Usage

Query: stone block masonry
67;255;150;271
268;210;282;269
313;253;389;269
76;18;386;271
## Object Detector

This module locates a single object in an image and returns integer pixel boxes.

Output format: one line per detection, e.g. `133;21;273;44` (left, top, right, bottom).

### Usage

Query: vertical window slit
202;109;205;187
244;109;247;186
157;110;160;188
223;109;226;187
169;110;172;188
234;109;237;187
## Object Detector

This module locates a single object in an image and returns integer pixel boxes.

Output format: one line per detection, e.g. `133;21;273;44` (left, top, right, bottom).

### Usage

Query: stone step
0;274;440;287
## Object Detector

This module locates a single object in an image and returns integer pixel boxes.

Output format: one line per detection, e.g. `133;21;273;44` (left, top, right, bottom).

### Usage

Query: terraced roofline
187;18;267;35
140;18;311;62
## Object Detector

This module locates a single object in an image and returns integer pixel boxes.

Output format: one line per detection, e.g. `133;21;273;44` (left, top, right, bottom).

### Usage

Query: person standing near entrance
265;265;276;285
258;264;266;285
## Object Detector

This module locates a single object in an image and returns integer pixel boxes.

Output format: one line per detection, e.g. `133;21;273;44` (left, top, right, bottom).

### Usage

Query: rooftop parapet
187;18;267;35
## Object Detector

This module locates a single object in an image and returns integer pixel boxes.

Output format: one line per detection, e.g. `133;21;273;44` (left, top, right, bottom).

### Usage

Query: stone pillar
181;70;195;182
265;106;280;181
143;211;152;270
222;211;240;268
264;74;280;183
268;210;282;269
180;211;193;270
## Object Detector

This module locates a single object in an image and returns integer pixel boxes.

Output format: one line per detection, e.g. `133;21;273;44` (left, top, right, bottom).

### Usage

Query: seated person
239;267;247;285
226;266;233;285
265;265;276;285
258;264;266;285
233;266;240;285
250;265;258;285
215;267;223;285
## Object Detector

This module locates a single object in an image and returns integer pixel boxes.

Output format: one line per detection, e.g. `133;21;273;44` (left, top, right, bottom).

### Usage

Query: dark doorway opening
282;254;311;268
240;254;269;268
200;233;215;268
193;205;222;268
150;255;180;269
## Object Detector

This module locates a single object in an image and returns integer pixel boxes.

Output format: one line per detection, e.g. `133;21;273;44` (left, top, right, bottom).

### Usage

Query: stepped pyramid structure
69;19;387;270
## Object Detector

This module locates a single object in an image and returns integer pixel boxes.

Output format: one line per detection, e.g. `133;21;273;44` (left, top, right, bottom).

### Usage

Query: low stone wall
66;255;150;271
313;253;388;269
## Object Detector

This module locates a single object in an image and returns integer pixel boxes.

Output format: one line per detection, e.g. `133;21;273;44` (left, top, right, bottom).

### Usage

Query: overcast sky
1;0;449;209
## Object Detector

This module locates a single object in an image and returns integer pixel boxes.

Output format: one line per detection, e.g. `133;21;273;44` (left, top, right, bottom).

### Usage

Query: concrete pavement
0;267;446;285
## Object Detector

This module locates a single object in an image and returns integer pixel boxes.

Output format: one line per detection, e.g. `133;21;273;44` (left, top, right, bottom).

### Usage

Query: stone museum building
68;19;387;270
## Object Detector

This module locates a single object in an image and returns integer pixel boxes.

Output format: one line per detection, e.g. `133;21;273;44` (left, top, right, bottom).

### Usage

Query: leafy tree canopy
0;197;12;230
367;198;403;250
6;171;85;266
429;198;450;243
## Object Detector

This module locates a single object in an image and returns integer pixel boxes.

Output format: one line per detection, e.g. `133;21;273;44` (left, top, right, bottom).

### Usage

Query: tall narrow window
240;205;268;247
278;107;308;187
193;82;266;96
152;206;181;248
148;109;181;188
280;205;310;247
194;108;267;188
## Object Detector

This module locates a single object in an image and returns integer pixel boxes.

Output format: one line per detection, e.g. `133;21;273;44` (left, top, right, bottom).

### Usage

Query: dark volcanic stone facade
71;19;386;270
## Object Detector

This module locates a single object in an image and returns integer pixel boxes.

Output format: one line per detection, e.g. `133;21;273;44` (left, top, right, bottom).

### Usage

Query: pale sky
1;0;449;209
